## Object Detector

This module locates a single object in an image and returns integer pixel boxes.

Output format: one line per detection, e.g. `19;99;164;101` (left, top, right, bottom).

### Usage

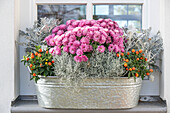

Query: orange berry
132;49;135;53
35;52;38;56
146;73;150;76
40;64;42;67
46;51;48;54
33;73;36;76
142;54;144;56
135;73;139;77
136;58;139;61
26;58;29;61
138;70;140;72
149;69;153;72
30;64;33;68
127;52;130;55
125;59;129;62
123;58;126;61
31;55;34;59
129;68;132;71
145;58;147;61
140;57;143;60
116;53;119;57
31;68;33;70
139;49;142;53
124;63;128;67
52;60;54;63
31;53;34;56
126;68;129;71
136;51;139;55
149;38;152;40
121;53;124;56
38;53;42;57
38;49;42;52
132;67;135;70
48;62;52;66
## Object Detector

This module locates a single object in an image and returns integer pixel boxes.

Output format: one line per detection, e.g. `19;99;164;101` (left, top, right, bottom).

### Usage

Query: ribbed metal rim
36;76;142;86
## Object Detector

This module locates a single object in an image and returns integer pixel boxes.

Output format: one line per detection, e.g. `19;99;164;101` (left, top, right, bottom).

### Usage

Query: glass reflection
128;5;142;15
93;4;142;29
115;20;128;28
128;20;140;29
114;5;127;15
93;5;109;15
38;5;86;24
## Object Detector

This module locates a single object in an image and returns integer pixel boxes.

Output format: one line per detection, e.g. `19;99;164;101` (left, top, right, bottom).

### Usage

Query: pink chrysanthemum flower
73;40;80;47
76;32;81;37
74;55;82;62
108;21;114;26
114;45;120;53
82;28;88;36
97;45;105;53
100;22;107;28
69;35;76;42
81;55;88;62
80;44;89;52
49;38;55;46
54;46;61;55
87;45;93;52
90;19;96;25
62;37;69;46
86;31;93;39
80;37;90;45
66;20;72;26
99;35;106;44
93;34;100;42
63;46;69;53
59;24;67;30
57;30;64;36
68;42;74;47
98;18;104;23
52;26;59;33
72;21;79;27
55;40;62;47
67;25;74;31
106;36;112;44
76;49;83;56
69;46;76;54
108;44;115;52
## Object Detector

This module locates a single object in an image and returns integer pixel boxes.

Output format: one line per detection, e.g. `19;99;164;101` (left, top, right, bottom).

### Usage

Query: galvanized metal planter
35;76;142;109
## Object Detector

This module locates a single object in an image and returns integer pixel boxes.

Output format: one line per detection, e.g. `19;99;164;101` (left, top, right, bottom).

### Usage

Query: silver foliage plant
124;27;163;71
53;50;125;86
17;17;61;51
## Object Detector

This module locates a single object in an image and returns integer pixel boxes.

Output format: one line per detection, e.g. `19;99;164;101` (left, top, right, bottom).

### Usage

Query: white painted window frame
30;0;150;28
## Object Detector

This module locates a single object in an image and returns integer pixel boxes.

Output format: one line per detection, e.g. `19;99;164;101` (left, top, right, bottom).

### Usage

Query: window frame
31;0;149;28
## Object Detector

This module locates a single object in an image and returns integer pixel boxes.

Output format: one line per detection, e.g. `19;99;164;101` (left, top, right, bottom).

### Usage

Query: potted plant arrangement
19;18;163;109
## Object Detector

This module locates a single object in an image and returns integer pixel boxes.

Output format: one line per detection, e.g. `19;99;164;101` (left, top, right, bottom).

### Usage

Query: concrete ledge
11;97;167;113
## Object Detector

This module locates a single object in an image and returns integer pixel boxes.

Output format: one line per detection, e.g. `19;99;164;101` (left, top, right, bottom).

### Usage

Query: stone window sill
11;96;167;113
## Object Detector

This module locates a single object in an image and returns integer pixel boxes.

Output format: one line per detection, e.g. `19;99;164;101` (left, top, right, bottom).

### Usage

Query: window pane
38;5;86;24
128;20;141;29
114;5;127;15
128;5;142;15
93;5;109;15
93;4;142;29
115;20;128;28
